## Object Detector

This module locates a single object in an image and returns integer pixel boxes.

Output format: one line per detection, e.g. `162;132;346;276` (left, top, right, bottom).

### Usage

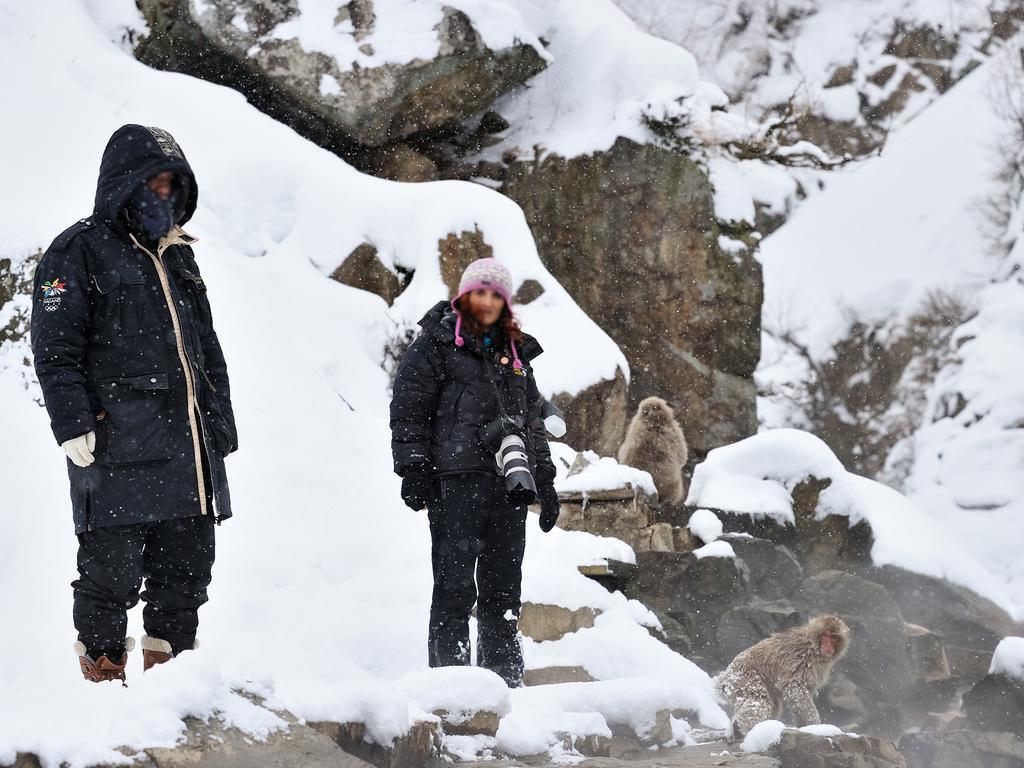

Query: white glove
62;432;96;468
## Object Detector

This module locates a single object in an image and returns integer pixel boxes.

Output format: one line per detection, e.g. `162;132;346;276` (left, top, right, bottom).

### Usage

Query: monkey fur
617;397;688;504
714;615;850;738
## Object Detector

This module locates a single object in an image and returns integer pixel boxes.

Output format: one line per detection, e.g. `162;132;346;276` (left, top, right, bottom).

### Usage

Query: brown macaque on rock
617;396;688;504
714;614;850;738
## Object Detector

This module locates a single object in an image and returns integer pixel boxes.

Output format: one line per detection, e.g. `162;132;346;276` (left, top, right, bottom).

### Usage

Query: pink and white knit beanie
456;258;514;305
450;258;522;369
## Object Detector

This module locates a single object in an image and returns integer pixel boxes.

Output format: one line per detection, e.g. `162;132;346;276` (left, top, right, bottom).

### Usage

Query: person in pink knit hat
389;257;561;686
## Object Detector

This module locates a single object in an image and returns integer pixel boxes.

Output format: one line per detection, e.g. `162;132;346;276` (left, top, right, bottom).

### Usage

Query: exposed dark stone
825;63;857;88
648;607;694;657
900;729;1024;768
550;368;629;458
720;534;803;599
867;64;898;87
371;144;439;182
0;252;38;348
478;111;510;135
331;243;405;305
142;711;374;768
773;729;906;768
820;671;868;726
862;565;1020;682
512;278;544;305
626;550;750;668
963;674;1024;734
885;24;958;61
437;229;491;296
865;72;927;122
716;597;803;664
312;720;440;768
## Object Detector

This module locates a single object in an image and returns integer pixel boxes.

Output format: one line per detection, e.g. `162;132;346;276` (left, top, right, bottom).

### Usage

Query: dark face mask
125;184;174;243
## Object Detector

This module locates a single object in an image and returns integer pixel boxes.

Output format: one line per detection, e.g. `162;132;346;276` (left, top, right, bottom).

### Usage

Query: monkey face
819;631;841;658
638;397;672;424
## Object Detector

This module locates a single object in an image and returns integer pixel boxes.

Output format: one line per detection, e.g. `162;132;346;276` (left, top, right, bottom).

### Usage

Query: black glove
538;484;560;532
401;468;433;511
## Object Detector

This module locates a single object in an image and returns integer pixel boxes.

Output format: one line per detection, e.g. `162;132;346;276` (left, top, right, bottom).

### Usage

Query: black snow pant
427;472;527;686
72;515;215;660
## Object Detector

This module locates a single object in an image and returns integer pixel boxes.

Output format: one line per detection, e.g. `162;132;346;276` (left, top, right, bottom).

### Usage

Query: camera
479;414;537;505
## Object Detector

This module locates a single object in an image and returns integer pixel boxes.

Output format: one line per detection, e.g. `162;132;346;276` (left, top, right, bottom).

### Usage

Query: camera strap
482;349;513;420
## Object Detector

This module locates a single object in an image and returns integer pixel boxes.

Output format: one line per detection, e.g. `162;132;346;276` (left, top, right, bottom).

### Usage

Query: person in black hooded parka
30;124;237;683
390;258;561;687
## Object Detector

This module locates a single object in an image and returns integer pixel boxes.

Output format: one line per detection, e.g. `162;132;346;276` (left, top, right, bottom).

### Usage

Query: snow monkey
714;615;850;738
617;396;688;504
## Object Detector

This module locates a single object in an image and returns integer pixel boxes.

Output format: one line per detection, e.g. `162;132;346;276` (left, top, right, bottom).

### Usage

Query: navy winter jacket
390;300;557;486
30;124;236;533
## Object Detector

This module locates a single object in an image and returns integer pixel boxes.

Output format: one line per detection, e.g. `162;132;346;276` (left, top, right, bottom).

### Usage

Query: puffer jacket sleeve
526;367;557;488
30;239;94;445
390;333;443;476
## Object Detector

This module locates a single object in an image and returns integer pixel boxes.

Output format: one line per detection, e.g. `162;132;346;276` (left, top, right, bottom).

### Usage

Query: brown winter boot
141;635;174;671
74;638;134;684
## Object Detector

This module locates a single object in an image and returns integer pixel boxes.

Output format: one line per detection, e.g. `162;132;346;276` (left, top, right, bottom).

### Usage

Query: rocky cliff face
499;139;762;456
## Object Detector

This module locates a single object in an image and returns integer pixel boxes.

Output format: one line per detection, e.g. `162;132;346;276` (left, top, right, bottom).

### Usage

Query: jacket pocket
97;372;172;465
92;266;160;337
118;266;160;337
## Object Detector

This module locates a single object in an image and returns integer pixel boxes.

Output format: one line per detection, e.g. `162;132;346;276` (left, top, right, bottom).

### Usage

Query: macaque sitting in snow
714;615;850;738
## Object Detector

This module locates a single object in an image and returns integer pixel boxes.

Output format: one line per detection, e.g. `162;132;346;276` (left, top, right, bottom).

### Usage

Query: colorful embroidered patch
41;278;67;311
42;278;67;297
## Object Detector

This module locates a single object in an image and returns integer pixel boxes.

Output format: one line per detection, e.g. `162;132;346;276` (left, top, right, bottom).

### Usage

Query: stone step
518;601;600;642
311;719;440;768
523;665;596;686
432;709;500;737
577;559;637;592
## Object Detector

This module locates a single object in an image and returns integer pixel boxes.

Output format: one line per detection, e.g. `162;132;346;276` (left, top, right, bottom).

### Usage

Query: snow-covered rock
134;0;549;147
990;637;1024;681
687;508;724;543
619;0;1018;155
687;429;1023;621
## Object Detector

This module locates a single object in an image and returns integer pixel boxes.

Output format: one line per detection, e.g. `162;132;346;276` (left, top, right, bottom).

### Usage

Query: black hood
420;300;460;343
418;300;543;361
94;124;198;229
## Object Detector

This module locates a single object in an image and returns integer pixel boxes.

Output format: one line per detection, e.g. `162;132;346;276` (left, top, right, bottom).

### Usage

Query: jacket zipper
130;233;209;517
198;365;218;394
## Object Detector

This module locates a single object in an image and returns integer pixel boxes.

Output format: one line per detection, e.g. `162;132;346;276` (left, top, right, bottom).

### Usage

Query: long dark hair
454;295;524;349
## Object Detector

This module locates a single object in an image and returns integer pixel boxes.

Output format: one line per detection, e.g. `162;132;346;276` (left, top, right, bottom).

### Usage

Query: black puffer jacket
390;300;556;486
30;124;236;533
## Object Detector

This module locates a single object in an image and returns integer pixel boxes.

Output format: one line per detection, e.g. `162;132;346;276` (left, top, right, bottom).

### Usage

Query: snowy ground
0;2;722;765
